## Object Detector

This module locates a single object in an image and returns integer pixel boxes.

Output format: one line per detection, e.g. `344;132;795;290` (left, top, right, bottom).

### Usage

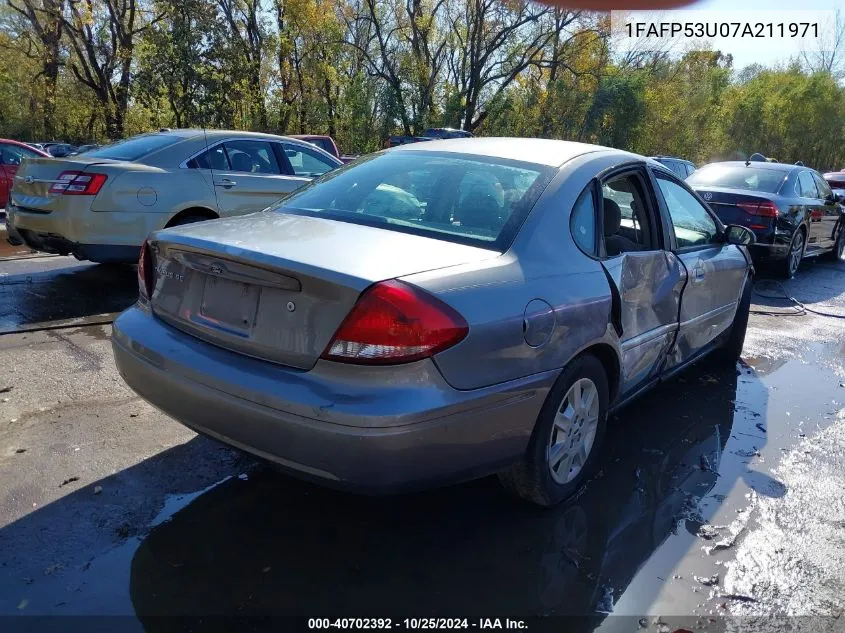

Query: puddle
0;358;841;626
0;259;137;333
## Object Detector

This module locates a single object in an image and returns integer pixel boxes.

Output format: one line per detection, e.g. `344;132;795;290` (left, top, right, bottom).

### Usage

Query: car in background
6;129;342;262
687;161;845;275
0;138;50;209
651;156;695;179
289;135;357;164
112;137;756;507
25;143;47;152
823;169;845;192
70;143;102;155
422;128;473;140
385;135;434;148
42;142;78;157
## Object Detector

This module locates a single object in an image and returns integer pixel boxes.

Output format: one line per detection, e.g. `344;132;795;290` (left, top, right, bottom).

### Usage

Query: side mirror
724;224;755;246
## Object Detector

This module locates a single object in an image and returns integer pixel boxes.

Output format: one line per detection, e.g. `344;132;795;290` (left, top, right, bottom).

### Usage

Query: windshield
687;164;787;193
84;133;183;162
270;151;554;250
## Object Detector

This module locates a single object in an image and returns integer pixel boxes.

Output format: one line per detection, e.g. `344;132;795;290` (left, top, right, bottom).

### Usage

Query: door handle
214;179;237;188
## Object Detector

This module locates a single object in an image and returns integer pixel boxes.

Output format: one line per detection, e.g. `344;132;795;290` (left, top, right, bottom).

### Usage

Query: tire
778;227;805;278
169;214;211;227
716;275;752;363
498;353;609;507
825;222;845;262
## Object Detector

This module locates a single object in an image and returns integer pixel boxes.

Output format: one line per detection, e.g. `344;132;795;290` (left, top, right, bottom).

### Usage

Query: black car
421;127;473;139
42;142;78;157
651;156;696;179
687;161;845;276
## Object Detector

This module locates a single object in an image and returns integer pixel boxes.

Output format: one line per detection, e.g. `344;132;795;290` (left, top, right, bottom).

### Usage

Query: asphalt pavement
0;245;843;632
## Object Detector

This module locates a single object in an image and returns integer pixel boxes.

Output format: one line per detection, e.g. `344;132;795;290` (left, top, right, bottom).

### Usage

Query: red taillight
737;200;778;218
321;280;469;365
138;240;154;299
50;171;108;195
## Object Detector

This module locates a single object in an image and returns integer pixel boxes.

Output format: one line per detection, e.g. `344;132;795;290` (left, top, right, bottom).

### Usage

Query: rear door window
601;173;656;256
797;171;819;199
223;140;281;174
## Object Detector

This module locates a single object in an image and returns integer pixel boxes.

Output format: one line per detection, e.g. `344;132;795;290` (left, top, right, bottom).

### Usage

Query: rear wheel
169;214;211;228
498;354;609;507
826;223;845;262
778;228;805;278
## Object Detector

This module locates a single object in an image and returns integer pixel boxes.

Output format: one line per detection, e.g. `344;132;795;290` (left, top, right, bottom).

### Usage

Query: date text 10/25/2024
308;619;528;630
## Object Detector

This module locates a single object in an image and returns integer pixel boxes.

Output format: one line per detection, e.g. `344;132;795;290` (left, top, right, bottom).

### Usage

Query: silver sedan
112;138;755;506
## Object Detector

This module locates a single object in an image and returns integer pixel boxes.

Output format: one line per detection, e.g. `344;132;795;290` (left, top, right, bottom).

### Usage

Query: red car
0;139;49;208
823;170;845;190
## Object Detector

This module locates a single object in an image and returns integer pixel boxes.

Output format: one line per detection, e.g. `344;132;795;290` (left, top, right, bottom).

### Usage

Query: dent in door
601;251;685;395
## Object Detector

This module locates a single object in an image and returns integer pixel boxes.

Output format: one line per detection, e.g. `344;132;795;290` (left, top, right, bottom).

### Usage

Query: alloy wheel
547;378;600;485
788;230;805;276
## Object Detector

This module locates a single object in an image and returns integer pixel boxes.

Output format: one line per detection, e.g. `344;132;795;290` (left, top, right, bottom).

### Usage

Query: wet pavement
0;250;843;631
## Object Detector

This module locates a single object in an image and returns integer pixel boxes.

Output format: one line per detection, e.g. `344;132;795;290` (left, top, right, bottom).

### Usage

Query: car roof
703;160;800;174
389;137;614;167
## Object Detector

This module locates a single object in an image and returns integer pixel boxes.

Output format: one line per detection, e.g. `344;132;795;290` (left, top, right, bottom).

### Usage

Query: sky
634;0;839;69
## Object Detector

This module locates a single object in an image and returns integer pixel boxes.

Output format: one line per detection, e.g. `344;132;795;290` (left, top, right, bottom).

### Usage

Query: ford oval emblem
209;263;224;275
703;192;713;201
24;176;34;184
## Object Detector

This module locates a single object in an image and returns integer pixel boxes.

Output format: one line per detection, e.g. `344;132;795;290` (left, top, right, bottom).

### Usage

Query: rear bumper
7;201;166;262
111;306;553;493
15;228;138;262
749;242;789;261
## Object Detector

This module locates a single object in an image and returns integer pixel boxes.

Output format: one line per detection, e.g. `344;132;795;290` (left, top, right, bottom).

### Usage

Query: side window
0;145;38;165
570;185;597;256
656;176;719;248
601;173;654;257
190;145;229;170
797;171;819;199
282;143;335;177
812;173;832;200
223;140;281;174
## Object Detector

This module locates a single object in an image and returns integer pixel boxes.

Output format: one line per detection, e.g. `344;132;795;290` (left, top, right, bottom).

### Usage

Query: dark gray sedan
112;138;755;506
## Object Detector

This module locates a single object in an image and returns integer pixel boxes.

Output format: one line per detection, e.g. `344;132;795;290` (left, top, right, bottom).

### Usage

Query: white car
6;129;342;263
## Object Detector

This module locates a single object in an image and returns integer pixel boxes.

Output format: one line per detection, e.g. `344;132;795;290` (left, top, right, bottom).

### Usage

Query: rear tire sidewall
781;227;805;278
516;355;610;507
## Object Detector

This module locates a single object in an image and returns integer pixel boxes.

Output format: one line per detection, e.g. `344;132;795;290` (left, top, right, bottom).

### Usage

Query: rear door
192;139;310;217
796;170;825;247
811;172;840;249
651;171;748;368
596;167;686;397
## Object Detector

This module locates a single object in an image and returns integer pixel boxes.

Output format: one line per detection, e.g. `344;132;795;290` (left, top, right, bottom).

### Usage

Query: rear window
84;133;183;162
270;151;554;250
687;164;788;194
305;138;334;154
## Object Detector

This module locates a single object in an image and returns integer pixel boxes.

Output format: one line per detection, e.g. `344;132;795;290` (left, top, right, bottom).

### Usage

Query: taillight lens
321;280;469;365
138;240;154;299
737;200;778;218
50;171;108;195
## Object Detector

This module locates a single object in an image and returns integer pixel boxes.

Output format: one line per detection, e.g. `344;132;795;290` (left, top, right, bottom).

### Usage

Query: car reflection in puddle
129;362;767;629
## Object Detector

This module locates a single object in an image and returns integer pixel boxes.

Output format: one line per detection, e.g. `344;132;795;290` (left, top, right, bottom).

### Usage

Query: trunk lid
149;211;499;369
10;157;121;211
693;187;779;234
